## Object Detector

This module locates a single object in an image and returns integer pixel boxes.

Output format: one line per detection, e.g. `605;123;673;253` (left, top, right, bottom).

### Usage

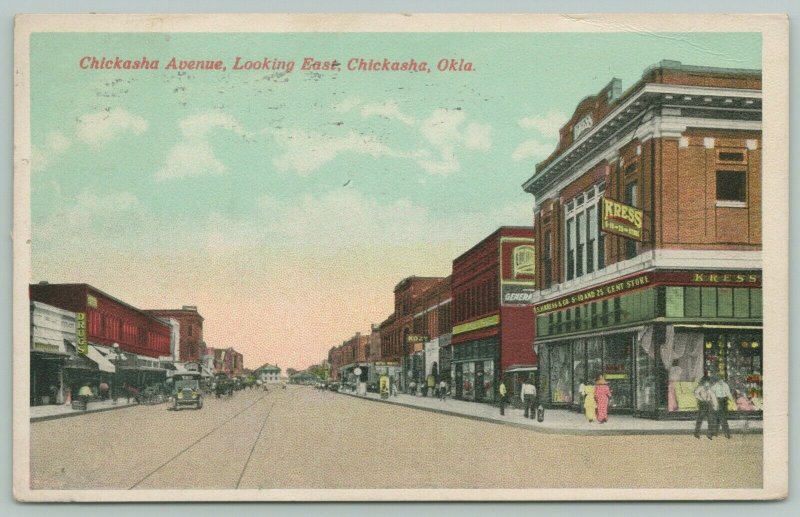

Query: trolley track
128;390;277;489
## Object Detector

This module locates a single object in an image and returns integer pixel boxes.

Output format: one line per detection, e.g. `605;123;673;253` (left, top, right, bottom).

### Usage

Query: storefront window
549;344;572;403
462;362;475;400
572;340;586;405
483;360;494;402
661;328;704;412
704;332;762;410
587;338;603;388
538;345;550;403
603;334;632;409
635;328;658;412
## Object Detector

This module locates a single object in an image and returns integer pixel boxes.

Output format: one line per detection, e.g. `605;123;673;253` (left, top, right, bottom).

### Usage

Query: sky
28;31;761;370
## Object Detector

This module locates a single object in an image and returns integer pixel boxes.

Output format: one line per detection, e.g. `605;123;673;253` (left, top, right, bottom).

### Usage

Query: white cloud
332;97;362;113
156;141;225;181
512;110;565;162
31;131;73;172
518;110;567;136
272;129;400;175
360;101;415;126
416;109;492;175
156;112;247;181
179;112;247;140
76;109;148;147
512;139;554;162
46;131;72;153
35;190;140;244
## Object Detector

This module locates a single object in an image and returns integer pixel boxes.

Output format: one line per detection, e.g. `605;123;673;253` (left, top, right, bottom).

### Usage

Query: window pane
718;288;733;317
685;287;701;317
733;288;750;318
716;170;747;202
666;287;684;318
701;287;717;318
750;289;762;318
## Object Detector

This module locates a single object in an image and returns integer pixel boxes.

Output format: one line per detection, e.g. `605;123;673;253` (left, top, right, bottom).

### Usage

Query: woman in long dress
580;382;596;422
594;376;612;423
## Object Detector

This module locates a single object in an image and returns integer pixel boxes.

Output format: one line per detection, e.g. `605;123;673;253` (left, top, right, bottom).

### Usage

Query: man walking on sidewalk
521;377;537;419
711;376;733;439
693;376;718;439
498;378;508;416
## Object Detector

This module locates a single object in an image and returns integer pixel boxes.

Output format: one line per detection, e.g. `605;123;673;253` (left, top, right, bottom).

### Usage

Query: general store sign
535;274;651;314
534;270;761;315
499;237;536;306
601;197;643;241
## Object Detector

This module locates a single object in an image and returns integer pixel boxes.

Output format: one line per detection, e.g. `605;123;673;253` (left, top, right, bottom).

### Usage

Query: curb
339;391;763;436
30;402;154;423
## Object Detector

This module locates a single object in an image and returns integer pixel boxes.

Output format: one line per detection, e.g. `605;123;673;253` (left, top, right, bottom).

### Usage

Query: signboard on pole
75;312;88;355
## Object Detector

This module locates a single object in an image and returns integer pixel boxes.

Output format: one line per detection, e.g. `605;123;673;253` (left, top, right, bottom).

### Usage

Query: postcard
12;13;788;502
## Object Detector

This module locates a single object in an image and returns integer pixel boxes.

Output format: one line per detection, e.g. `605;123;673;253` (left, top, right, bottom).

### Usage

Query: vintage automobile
172;372;204;410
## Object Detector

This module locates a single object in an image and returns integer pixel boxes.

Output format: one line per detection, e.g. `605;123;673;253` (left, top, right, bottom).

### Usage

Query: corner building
522;61;762;419
450;227;537;403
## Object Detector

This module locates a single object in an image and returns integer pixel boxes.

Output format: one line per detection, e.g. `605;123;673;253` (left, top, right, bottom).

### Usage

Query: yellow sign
33;342;60;354
379;375;389;398
601;197;643;240
452;314;500;335
75;312;88;355
87;294;98;308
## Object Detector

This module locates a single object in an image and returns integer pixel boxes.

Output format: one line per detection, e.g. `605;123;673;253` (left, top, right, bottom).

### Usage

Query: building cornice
522;84;762;198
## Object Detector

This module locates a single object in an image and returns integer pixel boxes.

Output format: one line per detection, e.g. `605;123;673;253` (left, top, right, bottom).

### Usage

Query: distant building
255;363;281;383
144;306;204;362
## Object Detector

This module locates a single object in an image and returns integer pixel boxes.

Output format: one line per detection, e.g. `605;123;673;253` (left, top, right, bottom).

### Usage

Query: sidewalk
30;399;143;422
340;390;762;436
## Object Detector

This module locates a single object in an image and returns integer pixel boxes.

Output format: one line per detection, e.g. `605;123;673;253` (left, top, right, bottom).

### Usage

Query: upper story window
716;170;747;207
565;182;605;282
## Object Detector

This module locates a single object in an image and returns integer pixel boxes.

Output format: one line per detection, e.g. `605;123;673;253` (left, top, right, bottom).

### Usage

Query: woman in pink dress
594;376;613;423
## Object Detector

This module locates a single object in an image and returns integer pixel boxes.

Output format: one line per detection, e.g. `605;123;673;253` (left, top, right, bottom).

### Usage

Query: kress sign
601;197;643;241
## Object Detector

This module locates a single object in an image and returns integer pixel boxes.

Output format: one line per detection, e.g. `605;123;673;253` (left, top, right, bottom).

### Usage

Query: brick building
522;61;762;418
144;306;205;363
378;276;444;392
29;282;172;393
334;332;370;384
411;276;452;390
450;228;537;403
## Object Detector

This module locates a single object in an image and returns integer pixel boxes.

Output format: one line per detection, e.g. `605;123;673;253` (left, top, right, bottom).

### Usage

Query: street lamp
109;343;127;405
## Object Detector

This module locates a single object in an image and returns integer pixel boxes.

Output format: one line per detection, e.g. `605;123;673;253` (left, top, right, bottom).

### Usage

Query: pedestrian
391;377;398;397
98;381;109;401
78;382;92;409
498;378;508;416
427;374;436;397
520;376;537;419
693;376;718;439
711;376;733;439
579;379;596;423
409;380;416;396
593;375;612;423
734;389;755;411
439;378;448;401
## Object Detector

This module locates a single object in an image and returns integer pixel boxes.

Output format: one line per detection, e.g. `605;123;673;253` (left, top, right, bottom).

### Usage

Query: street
30;385;762;490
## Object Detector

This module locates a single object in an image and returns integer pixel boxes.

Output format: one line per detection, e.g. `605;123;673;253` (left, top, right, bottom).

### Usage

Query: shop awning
86;345;116;373
504;365;538;374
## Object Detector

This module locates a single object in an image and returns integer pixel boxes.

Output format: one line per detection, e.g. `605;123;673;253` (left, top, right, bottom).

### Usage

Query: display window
461;362;475;400
703;332;762;410
549;344;572;403
603;334;633;409
482;360;494;402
